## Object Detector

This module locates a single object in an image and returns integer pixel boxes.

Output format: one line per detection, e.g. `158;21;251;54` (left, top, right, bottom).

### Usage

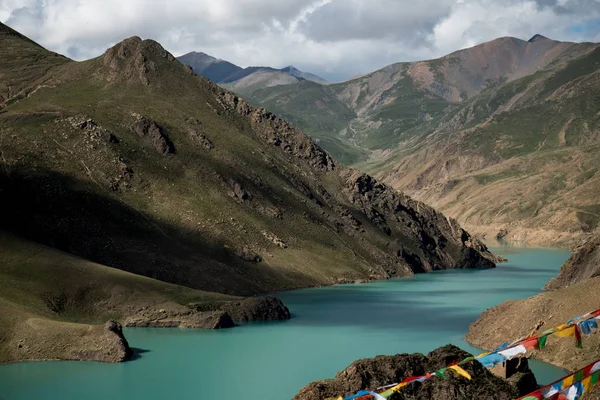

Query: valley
0;5;599;399
200;35;600;247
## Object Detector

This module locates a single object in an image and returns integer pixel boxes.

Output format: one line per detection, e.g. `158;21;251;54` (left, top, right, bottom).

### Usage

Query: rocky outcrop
191;296;291;322
187;128;214;149
223;296;291;322
545;233;600;290
103;320;132;361
293;345;526;400
123;307;234;329
209;85;499;274
341;170;502;272
131;115;174;154
5;318;132;363
212;88;336;173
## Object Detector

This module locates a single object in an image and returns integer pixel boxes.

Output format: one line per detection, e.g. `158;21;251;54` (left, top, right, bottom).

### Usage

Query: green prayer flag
575;370;585;383
435;369;447;379
591;371;600;386
538;335;548;349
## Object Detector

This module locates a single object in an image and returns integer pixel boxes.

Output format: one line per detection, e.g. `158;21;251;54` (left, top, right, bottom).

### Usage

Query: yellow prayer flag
448;365;472;380
562;375;574;388
582;376;592;393
554;326;576;337
391;382;409;391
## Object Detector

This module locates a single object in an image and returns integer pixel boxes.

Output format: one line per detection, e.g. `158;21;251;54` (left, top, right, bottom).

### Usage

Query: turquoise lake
0;247;570;400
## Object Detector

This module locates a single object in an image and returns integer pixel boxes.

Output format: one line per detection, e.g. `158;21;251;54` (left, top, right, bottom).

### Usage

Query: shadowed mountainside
0;22;497;362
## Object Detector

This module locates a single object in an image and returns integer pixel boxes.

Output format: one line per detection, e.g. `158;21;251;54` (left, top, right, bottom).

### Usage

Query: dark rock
342;170;501;272
228;179;251;201
293;345;518;400
192;296;291;322
187;128;214;150
496;229;509;241
103;320;132;361
225;296;291;322
131;116;174;154
235;247;262;263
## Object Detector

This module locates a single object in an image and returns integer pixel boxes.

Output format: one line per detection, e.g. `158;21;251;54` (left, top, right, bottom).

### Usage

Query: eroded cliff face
211;86;500;275
293;344;531;400
545;233;600;290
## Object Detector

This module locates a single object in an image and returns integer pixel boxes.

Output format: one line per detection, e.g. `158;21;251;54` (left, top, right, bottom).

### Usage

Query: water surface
0;247;570;400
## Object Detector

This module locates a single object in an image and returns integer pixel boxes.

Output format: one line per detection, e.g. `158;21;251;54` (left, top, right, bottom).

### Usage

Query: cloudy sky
1;0;600;81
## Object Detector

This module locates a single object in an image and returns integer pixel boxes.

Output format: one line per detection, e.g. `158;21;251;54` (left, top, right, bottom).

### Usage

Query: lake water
0;247;571;400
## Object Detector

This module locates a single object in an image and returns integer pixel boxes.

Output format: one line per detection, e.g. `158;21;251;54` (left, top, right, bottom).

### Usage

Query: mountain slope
280;65;329;85
0;23;496;296
0;22;499;362
376;44;600;245
177;51;329;91
176;51;242;83
240;35;600;245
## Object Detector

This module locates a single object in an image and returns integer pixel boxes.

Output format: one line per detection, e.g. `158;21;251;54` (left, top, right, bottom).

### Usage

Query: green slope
0;24;495;297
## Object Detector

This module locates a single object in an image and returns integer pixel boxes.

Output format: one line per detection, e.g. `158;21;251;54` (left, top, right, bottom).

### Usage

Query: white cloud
1;0;599;81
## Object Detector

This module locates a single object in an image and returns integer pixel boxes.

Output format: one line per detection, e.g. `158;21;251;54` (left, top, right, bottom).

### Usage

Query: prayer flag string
325;308;600;400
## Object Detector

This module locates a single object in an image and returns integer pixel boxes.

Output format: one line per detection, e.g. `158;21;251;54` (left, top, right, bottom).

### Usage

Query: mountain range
177;51;329;93
0;21;496;363
194;35;600;246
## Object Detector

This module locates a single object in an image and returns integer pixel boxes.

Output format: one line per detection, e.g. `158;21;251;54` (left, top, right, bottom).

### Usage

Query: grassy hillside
378;45;600;245
237;36;600;245
0;231;235;363
242;80;366;164
0;22;504;364
0;21;498;364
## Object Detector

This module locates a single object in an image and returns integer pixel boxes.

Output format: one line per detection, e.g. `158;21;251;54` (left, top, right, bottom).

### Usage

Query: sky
1;0;600;82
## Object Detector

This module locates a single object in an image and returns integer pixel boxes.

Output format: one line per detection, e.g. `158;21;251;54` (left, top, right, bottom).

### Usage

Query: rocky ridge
293;344;535;400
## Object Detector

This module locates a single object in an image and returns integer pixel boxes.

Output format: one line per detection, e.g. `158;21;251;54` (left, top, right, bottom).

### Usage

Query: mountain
176;51;242;82
0;22;496;362
280;65;329;85
239;35;600;245
177;51;329;91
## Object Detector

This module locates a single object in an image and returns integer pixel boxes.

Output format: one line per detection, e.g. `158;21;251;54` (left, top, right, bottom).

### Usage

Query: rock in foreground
294;345;529;400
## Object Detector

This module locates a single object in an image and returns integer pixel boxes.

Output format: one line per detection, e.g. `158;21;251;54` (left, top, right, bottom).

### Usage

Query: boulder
131;115;174;154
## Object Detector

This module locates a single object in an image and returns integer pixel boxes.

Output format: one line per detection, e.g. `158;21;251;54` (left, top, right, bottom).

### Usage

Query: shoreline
0;245;567;370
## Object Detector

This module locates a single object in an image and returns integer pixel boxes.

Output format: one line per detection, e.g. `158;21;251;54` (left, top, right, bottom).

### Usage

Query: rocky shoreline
2;320;131;365
2;296;291;365
466;233;600;372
